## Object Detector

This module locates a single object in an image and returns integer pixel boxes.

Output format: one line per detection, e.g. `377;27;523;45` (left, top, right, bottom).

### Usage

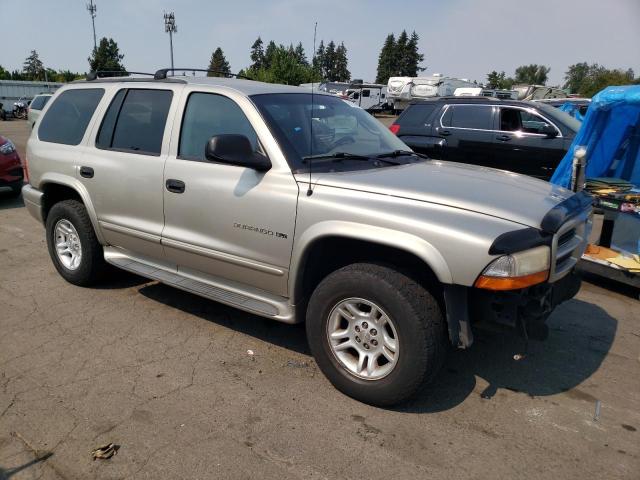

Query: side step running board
103;247;296;323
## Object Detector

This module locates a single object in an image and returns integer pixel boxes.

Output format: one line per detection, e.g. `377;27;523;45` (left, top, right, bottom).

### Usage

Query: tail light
389;124;400;135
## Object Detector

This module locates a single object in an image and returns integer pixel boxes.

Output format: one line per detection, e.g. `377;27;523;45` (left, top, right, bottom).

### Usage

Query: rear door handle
440;130;452;136
80;166;94;178
496;135;511;142
165;179;186;194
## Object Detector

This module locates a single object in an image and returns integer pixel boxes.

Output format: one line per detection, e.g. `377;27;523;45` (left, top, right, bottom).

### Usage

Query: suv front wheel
45;199;108;286
306;263;446;406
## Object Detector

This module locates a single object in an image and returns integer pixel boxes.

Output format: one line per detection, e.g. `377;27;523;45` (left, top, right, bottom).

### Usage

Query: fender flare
38;172;107;245
289;220;453;301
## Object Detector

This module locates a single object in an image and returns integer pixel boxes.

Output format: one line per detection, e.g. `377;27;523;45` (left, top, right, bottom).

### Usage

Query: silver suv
22;71;592;406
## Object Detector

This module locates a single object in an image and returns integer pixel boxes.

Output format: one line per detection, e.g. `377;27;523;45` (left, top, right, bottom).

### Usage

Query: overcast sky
1;0;639;85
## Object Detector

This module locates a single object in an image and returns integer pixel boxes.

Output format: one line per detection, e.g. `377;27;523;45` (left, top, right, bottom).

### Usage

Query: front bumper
469;271;581;340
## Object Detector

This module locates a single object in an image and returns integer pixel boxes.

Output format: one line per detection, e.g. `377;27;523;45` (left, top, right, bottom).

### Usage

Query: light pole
87;0;97;52
164;12;177;71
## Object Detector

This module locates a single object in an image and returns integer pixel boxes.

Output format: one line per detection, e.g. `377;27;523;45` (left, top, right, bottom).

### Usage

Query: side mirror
541;124;558;138
205;134;271;172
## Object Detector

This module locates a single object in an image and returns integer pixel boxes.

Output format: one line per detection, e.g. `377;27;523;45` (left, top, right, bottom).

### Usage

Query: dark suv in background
390;97;581;180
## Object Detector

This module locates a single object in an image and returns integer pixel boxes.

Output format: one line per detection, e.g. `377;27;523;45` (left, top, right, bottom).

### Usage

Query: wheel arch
290;221;453;307
39;173;106;244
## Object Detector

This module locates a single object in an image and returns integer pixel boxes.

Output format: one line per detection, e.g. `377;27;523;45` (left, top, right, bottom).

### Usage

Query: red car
0;135;24;197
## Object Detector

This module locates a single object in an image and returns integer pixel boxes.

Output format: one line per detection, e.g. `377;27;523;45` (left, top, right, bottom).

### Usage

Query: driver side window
179;92;258;161
499;108;555;135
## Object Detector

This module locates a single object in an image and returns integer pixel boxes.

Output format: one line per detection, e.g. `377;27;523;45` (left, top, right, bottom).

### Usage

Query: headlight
475;246;550;290
0;140;16;155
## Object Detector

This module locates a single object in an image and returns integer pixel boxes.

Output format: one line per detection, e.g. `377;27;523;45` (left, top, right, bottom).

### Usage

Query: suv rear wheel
45;200;108;286
306;263;446;406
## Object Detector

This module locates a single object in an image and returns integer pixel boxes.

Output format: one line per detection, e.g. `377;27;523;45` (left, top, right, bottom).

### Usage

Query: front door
493;106;565;179
161;90;298;297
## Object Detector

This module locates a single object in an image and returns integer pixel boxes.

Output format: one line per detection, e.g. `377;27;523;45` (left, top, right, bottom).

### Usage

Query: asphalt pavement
1;119;639;479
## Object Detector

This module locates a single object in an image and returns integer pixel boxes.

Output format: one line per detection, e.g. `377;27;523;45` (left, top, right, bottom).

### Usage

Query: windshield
535;102;582;133
251;93;410;171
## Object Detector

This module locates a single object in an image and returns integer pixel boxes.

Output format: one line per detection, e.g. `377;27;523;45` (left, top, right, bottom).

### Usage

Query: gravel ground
1;119;639;479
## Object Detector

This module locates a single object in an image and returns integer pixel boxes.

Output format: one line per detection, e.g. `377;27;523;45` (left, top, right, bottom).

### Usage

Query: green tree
207;47;231;77
0;65;11;80
375;34;396;84
334;42;350;82
400;31;424;77
293;42;308;66
313;40;325;78
563;62;589;94
23;50;45;80
578;64;635;97
486;70;514;89
250;37;265;70
395;31;409;76
514;64;550;85
264;40;278;69
323;41;337;80
88;37;125;73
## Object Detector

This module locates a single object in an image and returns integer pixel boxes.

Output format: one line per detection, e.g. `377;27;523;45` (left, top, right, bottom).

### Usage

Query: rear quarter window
30;95;51;110
443;104;493;130
398;104;438;126
39;89;104;145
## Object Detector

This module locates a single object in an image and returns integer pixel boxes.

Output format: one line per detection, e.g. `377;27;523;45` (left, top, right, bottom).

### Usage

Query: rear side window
96;89;173;156
179;92;257;161
442;105;493;130
30;95;50;110
398;104;438;126
39;89;104;145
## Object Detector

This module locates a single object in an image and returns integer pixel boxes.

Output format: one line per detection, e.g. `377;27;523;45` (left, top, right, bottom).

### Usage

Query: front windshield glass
251;93;411;171
536;102;582;133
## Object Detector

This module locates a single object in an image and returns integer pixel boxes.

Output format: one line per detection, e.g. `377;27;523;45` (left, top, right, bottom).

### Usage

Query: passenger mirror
205;134;271;172
541;124;558;138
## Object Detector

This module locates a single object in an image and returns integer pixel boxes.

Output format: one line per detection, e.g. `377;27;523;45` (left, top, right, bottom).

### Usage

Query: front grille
549;212;591;282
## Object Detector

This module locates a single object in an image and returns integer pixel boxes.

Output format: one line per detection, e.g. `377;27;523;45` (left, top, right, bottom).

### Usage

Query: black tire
45;199;108;286
306;263;446;406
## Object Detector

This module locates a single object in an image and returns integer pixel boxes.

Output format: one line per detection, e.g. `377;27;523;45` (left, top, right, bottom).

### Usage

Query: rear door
436;104;496;166
493;106;564;179
79;86;178;258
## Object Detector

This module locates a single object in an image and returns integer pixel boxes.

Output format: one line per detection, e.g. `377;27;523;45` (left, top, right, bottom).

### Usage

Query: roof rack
86;70;154;81
154;68;250;80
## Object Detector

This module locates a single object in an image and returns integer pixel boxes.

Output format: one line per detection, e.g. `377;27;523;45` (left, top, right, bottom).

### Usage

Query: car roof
409;96;536;108
75;75;321;97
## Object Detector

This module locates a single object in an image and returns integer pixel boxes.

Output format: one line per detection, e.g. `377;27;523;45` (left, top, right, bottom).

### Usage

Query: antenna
307;21;318;197
86;0;97;52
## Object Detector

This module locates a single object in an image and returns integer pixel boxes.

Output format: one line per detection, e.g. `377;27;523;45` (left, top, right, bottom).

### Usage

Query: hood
296;160;573;229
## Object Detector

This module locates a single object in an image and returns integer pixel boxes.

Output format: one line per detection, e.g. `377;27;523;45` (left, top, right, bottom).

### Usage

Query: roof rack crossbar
154;68;250;80
86;71;155;81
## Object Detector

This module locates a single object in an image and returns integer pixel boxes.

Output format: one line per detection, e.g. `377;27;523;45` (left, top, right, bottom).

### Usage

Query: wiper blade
302;152;372;162
302;152;400;165
376;150;430;160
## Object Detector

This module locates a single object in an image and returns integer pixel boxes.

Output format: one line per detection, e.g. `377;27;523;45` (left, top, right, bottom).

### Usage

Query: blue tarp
558;102;585;122
550;85;640;188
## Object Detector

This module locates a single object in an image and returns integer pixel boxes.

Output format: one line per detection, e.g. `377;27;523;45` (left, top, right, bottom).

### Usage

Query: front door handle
166;179;186;194
440;130;452;136
80;166;94;178
496;135;511;142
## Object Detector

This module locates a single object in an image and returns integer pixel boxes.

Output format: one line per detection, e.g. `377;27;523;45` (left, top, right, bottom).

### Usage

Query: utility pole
87;0;97;52
164;12;177;71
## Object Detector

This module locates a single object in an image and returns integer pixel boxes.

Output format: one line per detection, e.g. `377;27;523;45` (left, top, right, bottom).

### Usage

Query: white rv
343;82;388;112
386;74;476;111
